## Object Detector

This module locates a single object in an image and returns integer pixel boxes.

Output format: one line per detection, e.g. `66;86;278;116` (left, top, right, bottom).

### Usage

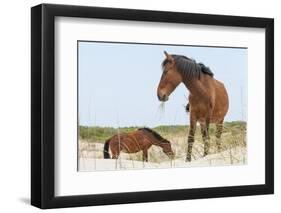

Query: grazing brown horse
157;51;229;162
103;128;175;162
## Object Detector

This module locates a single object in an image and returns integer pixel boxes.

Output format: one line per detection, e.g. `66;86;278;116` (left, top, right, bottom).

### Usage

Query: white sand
79;146;247;172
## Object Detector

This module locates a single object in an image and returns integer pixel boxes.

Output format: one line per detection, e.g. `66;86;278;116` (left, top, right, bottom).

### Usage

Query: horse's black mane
138;127;170;143
162;54;214;80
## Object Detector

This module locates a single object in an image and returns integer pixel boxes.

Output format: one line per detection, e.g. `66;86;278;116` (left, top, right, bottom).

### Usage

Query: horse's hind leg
111;147;120;159
200;122;210;157
215;120;223;152
186;117;197;162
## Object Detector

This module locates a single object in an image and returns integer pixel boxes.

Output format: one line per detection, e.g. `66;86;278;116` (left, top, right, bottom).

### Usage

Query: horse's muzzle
157;93;169;102
168;152;175;160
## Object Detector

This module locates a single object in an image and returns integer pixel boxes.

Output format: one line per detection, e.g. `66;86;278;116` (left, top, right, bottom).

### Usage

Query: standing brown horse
157;51;229;162
103;128;175;162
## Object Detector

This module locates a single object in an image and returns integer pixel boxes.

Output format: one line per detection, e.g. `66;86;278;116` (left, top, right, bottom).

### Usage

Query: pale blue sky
78;41;247;127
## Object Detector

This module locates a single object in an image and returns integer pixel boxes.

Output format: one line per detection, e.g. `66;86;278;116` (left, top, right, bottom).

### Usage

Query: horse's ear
164;51;174;62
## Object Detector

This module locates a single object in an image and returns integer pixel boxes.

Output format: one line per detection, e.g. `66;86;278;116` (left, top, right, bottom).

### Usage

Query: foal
103;128;175;162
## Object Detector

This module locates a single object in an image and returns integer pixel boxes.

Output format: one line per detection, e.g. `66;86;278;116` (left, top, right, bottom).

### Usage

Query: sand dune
79;146;247;172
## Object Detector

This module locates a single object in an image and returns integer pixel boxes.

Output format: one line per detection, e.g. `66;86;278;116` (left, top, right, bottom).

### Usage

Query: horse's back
108;131;151;153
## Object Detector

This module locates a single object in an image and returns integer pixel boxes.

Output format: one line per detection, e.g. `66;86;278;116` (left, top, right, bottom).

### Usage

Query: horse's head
162;141;175;160
157;51;182;102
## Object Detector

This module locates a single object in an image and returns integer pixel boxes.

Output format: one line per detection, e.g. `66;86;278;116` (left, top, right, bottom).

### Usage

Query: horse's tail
185;103;190;113
103;139;111;159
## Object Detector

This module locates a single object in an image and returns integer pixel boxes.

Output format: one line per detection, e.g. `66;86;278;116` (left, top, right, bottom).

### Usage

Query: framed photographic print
31;3;274;209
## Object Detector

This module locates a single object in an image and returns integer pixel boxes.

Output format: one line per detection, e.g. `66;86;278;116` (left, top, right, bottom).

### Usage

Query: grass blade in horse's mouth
158;102;166;114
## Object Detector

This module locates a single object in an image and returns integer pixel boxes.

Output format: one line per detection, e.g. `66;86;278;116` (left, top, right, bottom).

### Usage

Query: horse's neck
154;139;166;148
183;75;212;97
143;133;158;146
149;135;163;147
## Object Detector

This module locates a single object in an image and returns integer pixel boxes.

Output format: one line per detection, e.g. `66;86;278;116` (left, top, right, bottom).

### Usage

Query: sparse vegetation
79;121;246;143
79;126;139;142
78;121;247;169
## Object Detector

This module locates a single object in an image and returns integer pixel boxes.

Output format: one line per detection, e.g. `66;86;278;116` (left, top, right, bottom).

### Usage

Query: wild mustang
103;128;175;162
157;51;229;162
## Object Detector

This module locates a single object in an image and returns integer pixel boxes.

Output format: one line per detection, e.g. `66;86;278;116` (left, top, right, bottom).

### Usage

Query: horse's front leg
142;149;148;162
186;116;197;162
200;121;210;157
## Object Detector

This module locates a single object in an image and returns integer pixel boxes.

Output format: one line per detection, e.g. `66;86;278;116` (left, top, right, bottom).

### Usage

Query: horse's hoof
186;156;191;162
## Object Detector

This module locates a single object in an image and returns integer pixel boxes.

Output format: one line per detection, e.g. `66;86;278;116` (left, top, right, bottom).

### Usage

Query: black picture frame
31;3;274;209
